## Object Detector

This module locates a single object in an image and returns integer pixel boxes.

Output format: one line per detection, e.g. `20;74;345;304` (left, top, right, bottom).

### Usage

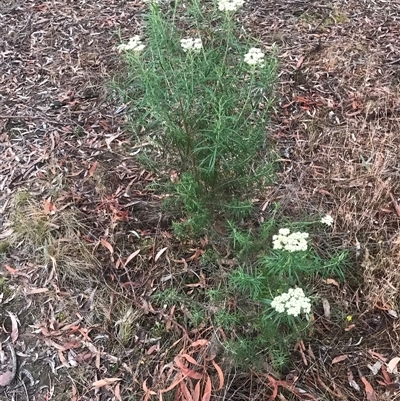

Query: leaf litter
0;0;400;399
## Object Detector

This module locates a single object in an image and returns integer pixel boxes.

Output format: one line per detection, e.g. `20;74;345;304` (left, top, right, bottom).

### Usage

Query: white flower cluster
320;214;334;226
118;35;145;52
244;47;265;67
272;228;309;252
218;0;244;12
271;288;312;317
180;37;203;53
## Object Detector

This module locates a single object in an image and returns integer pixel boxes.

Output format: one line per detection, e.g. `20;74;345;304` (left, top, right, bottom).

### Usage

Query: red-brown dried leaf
381;366;393;385
71;385;78;401
190;339;208;348
43;198;56;214
125;249;141;266
193;380;201;401
211;360;224;390
89;161;98;177
296;55;305;69
92;377;121;388
367;350;387;362
325;278;340;288
266;375;278;401
202;375;212;401
114;382;122;401
180;381;194;401
100;238;114;254
331;355;349;364
360;376;377;401
181;354;201;366
160;373;187;394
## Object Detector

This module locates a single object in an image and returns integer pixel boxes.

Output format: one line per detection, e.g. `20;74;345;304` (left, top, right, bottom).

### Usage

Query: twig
0;115;43;119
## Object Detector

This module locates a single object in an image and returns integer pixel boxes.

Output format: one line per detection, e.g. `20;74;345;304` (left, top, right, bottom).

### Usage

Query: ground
1;0;400;400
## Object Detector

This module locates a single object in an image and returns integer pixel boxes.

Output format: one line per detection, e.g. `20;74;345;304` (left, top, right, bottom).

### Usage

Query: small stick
0;115;44;119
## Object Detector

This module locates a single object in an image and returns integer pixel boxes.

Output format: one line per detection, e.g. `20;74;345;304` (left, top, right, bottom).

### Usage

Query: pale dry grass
6;190;102;286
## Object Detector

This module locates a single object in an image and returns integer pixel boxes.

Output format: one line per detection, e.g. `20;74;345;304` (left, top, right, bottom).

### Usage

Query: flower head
271;288;311;317
321;214;334;226
180;37;203;53
272;228;309;252
218;0;244;12
244;47;265;67
278;228;290;236
118;35;145;52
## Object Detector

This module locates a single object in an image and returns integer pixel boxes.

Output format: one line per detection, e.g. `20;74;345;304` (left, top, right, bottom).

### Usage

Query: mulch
1;0;400;399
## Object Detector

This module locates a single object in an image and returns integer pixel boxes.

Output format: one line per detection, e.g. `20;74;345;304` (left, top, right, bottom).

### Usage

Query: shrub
117;0;276;231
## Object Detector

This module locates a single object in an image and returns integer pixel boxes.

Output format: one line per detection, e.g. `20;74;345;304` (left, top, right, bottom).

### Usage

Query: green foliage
225;338;259;367
0;241;9;254
0;276;11;300
222;217;348;370
258;249;348;283
229;267;265;299
189;306;207;327
171;173;212;237
151;288;182;305
200;249;219;269
224;199;254;222
116;0;276;233
113;0;351;378
213;309;241;330
227;221;253;256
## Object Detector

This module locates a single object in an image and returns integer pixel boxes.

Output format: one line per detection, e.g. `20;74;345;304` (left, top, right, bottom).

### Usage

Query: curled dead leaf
100;238;114;255
387;357;400;374
114;382;122;401
7;312;19;343
211;359;224;390
0;371;15;387
367;361;382;376
190;339;209;348
125;249;141;266
360;375;377;401
89;160;98;177
92;377;121;387
324;278;340;288
347;369;360;392
202;375;212;401
331;355;348;365
155;247;168;262
322;298;331;319
180;381;194;401
181;354;201;366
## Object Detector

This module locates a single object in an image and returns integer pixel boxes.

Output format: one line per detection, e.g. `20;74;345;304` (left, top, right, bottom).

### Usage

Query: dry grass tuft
362;237;400;309
7;190;102;286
